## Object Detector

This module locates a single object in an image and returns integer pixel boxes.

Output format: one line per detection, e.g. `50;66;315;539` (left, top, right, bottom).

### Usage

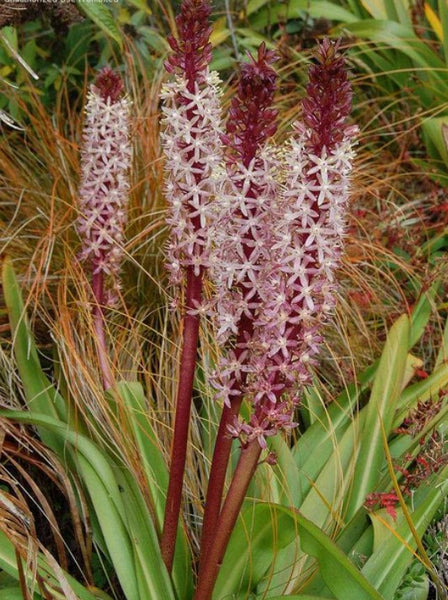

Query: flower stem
198;399;241;569
161;265;203;572
92;270;113;390
199;315;252;568
194;439;262;600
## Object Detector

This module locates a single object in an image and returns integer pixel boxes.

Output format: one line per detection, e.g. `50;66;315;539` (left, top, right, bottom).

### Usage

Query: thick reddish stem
161;266;202;572
198;316;252;568
194;439;262;600
92;270;113;390
198;399;241;569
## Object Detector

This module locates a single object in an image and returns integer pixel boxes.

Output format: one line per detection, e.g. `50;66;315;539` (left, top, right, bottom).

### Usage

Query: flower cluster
77;67;131;297
209;45;279;408
162;14;357;448
210;40;357;447
161;0;223;289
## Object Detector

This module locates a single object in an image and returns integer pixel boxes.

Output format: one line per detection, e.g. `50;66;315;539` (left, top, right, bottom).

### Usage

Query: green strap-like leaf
0;410;176;600
214;503;382;600
264;596;334;600
249;0;357;30
295;513;383;600
112;381;193;599
345;315;410;519
213;502;299;599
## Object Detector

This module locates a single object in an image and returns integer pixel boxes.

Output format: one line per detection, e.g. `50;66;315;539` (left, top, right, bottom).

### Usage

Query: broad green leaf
246;0;271;15
425;3;443;42
361;0;411;23
0;27;18;51
292;360;378;504
210;17;230;47
138;27;171;53
360;0;388;19
249;0;357;31
300;385;326;428
394;360;448;427
268;434;302;506
76;1;123;48
262;420;358;595
438;0;448;63
59;443;139;599
108;382;168;523
215;504;382;600
408;283;439;348
343;19;447;82
0;589;41;600
112;468;176;600
264;596;334;600
421;117;448;169
345;315;410;519
213;502;299;599
435;314;448;368
125;0;151;13
296;512;383;600
111;381;191;599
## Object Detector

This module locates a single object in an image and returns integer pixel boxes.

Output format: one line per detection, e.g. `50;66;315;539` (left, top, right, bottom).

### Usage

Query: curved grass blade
2;259;67;440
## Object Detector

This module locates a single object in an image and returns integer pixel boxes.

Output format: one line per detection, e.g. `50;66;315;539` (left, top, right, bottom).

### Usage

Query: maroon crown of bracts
92;67;124;103
302;38;353;153
165;0;213;89
225;43;278;168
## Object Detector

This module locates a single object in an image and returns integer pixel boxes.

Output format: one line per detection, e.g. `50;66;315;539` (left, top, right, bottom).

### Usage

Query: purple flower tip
227;42;278;167
93;67;124;103
165;0;213;89
302;37;353;153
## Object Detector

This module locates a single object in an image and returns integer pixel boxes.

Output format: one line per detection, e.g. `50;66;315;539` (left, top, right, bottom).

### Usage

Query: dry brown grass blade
0;417;94;590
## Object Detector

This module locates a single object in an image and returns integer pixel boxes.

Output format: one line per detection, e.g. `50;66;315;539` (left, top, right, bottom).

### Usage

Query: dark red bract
93;67;124;103
165;0;213;91
226;43;278;168
303;38;353;154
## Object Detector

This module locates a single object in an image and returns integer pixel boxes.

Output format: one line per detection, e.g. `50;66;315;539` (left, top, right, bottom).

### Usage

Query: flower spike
77;67;131;295
76;67;131;390
160;0;224;573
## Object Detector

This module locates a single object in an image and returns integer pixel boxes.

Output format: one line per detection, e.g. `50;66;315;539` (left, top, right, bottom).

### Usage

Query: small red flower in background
365;491;400;520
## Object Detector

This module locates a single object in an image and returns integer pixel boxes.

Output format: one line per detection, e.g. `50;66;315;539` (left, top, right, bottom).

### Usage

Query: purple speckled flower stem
91;270;113;390
161;266;202;571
